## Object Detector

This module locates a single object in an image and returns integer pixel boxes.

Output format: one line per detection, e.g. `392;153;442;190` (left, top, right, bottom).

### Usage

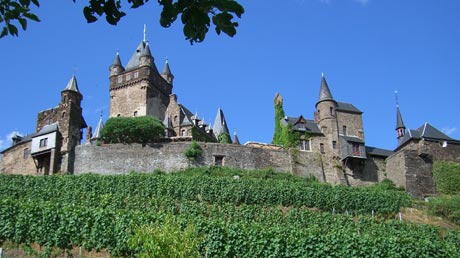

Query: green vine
184;141;203;161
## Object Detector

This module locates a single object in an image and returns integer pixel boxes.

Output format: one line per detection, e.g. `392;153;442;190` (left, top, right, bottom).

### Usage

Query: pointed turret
232;131;240;145
110;51;124;76
61;75;82;106
316;73;335;106
213;108;230;138
396;106;406;142
91;116;104;143
161;58;174;84
63;75;80;93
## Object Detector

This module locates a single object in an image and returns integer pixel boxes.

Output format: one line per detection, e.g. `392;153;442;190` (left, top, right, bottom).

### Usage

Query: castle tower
315;73;339;153
161;58;174;85
34;75;87;174
58;75;87;153
396;105;406;144
109;31;172;120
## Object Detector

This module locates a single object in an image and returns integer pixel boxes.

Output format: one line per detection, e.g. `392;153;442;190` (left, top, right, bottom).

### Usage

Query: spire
232;130;240;145
112;51;123;67
161;57;174;84
143;24;147;43
162;58;172;75
91;116;104;142
396;106;405;130
317;73;334;104
63;75;80;93
395;91;406;141
141;43;152;57
213;108;230;137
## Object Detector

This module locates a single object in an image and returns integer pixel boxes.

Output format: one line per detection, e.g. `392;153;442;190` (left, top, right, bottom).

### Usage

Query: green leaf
23;12;40;22
31;0;40;7
18;17;27;30
0;27;8;38
19;0;31;7
83;7;98;23
7;23;18;36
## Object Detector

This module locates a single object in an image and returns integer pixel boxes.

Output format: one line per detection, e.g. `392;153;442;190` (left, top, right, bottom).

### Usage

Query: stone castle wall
0;142;36;175
73;142;326;179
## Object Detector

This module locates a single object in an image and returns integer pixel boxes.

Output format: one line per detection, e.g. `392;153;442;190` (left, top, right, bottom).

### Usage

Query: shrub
184;141;202;161
128;215;201;258
433;161;460;194
427;194;460;225
100;116;165;144
217;133;231;144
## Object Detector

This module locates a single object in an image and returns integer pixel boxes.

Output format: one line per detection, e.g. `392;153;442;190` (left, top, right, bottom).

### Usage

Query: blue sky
0;0;459;152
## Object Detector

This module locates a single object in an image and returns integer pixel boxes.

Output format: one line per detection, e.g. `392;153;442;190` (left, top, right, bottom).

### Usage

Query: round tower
109;52;124;77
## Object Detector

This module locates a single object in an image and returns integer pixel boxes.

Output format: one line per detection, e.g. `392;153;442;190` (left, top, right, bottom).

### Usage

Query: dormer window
134;71;139;78
117;76;123;83
126;73;131;81
39;138;48;148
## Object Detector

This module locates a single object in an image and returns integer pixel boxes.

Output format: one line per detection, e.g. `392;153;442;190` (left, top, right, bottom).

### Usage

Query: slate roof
365;146;394;157
125;41;147;70
112;52;123;67
162;59;172;76
232;132;241;145
281;116;322;134
336;102;362;114
179;105;194;126
35;123;59;137
63;75;80;93
340;135;365;144
397;122;460;149
91;117;104;140
0;134;34;154
317;74;334;104
213;108;230;136
396;106;405;129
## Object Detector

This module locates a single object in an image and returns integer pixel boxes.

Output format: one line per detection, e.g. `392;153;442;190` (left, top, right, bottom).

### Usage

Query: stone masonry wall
0;142;36;175
73;142;324;179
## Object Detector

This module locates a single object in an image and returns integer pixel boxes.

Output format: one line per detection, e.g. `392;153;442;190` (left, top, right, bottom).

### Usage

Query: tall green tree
272;93;285;145
0;0;244;44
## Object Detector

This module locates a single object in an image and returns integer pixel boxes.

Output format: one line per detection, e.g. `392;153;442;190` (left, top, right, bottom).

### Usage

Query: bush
184;141;202;161
433;161;460;194
100;116;165;144
427;194;460;225
217;133;231;144
128;215;201;258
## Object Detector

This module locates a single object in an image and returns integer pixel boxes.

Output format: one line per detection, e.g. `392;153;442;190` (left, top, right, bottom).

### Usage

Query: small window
181;129;187;136
214;156;225;166
126;73;131;81
330;106;334;116
342;126;347;135
320;143;325;153
23;148;30;159
353;143;360;156
117;75;123;83
134;111;138;117
62;112;66;118
48;118;52;125
174;116;179;124
39;138;48;148
298;140;311;151
117;114;121;117
317;110;321;119
332;141;337;149
134;71;139;78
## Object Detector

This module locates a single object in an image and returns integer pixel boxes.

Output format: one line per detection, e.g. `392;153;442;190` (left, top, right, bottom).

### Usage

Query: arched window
62;112;66;118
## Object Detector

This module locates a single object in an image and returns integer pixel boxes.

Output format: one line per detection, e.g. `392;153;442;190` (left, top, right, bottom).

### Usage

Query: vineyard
0;167;459;257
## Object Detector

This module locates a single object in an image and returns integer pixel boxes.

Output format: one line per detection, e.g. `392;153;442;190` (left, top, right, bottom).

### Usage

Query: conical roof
232;131;240;145
396;106;405;130
317;73;334;104
161;58;172;76
91;116;104;140
112;52;123;67
125;40;146;70
63;75;80;93
141;43;152;57
213;108;230;136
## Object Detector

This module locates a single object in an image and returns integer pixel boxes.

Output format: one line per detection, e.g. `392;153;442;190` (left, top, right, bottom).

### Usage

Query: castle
1;36;459;197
